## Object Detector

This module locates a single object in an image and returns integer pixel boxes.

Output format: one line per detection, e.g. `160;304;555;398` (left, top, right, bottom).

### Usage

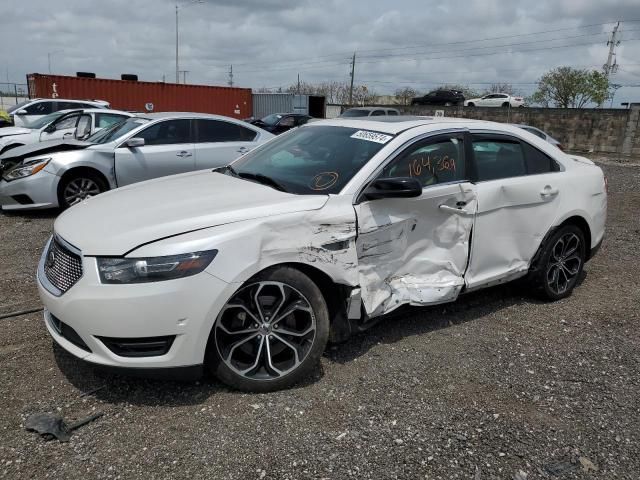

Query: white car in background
35;117;606;392
6;98;110;127
0;112;273;210
0;109;133;154
465;93;525;108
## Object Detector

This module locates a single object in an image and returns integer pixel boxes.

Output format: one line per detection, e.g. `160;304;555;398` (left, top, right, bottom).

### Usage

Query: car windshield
341;109;370;117
259;114;282;126
24;111;69;129
87;117;150;144
6;100;31;114
229;125;392;195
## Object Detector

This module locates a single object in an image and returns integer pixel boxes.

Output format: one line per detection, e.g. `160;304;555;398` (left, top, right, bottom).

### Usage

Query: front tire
529;225;586;301
208;266;329;392
57;171;107;209
467;102;475;107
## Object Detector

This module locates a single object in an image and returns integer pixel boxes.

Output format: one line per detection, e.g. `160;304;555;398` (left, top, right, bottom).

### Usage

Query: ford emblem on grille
47;249;57;269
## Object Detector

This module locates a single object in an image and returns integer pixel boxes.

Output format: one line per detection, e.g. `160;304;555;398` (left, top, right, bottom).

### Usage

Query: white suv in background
7;98;110;127
464;93;525;108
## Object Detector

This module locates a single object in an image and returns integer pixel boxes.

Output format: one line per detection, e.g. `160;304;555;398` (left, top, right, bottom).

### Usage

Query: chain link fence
0;83;29;110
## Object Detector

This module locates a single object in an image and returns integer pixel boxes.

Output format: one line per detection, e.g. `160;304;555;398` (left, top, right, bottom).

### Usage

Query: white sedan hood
54;171;329;255
0;126;31;137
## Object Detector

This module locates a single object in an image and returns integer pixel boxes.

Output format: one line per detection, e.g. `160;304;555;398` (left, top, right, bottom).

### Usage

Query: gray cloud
2;0;638;104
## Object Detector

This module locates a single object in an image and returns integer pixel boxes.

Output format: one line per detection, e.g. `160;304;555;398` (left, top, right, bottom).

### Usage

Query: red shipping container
27;73;252;119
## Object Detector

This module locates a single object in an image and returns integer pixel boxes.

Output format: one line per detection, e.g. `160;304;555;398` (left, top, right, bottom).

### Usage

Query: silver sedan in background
0;112;274;210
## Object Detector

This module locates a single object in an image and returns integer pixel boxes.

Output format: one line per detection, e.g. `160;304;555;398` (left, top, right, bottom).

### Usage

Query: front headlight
2;157;51;181
97;250;218;284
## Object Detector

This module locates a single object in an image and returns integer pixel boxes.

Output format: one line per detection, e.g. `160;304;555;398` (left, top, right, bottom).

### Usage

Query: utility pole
175;4;179;83
228;65;234;87
348;52;356;106
48;53;52;74
603;21;620;78
297;73;300;94
178;70;189;84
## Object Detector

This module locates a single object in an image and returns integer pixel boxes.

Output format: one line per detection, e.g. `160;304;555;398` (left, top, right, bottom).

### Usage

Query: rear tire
57;171;108;210
502;102;510;108
207;266;329;392
528;225;586;301
467;102;475;107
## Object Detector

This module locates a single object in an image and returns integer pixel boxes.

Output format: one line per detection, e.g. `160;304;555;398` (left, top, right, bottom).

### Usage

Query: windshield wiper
213;166;287;193
237;172;287;192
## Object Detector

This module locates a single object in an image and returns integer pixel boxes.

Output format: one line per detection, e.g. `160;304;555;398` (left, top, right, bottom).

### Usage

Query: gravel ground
0;157;638;479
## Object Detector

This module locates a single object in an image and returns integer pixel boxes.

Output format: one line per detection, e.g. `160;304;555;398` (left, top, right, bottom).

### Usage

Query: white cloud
1;0;638;104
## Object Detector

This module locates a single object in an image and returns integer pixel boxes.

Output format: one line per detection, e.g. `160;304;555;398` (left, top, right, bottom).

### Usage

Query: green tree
531;67;610;108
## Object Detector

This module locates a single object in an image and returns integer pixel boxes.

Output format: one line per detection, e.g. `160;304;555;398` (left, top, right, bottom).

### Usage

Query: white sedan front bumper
37;236;239;371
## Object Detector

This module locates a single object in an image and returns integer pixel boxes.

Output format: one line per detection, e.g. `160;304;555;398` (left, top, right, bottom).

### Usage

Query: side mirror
363;177;422;200
43;124;56;133
16;109;27;115
124;137;145;148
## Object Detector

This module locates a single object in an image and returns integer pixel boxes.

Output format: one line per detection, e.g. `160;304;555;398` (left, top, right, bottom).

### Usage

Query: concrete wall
391;105;639;157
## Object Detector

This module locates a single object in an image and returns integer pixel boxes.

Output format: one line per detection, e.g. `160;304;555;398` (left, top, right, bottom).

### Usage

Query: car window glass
371;110;386;116
232;125;389;195
472;138;526;181
387;110;399;115
279;116;295;127
522;142;560;174
56;101;81;110
522;127;546;139
296;116;310;126
196;119;257;142
53;114;80;130
24;101;53;115
137;119;192;145
380;136;465;187
75;115;92;139
96;113;128;128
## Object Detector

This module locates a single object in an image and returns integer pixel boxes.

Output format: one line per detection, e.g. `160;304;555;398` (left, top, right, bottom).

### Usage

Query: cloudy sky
3;0;640;105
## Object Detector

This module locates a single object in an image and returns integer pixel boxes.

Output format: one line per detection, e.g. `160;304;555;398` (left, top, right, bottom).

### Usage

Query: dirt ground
0;157;638;479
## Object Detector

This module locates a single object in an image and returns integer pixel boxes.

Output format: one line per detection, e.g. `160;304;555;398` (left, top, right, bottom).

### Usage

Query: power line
210;20;640;70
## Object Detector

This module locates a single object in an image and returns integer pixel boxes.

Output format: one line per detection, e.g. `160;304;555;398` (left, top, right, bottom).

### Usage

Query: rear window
341;109;370;117
472;139;526;181
522;142;560;174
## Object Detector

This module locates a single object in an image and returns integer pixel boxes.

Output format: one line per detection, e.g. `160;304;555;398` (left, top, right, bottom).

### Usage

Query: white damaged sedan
38;117;607;391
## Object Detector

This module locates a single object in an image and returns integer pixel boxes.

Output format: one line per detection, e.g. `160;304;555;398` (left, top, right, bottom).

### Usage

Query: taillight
556;143;564;151
515;97;523;101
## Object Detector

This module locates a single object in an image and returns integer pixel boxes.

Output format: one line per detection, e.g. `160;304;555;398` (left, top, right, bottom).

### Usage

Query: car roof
309;115;516;135
55;108;132;115
137;112;244;121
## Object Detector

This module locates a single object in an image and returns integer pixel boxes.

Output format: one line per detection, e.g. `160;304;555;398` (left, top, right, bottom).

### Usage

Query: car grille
44;236;83;294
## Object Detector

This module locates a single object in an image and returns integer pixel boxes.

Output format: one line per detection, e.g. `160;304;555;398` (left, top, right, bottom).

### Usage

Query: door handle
176;151;192;158
63;132;72;138
236;147;249;154
439;204;471;215
540;185;559;197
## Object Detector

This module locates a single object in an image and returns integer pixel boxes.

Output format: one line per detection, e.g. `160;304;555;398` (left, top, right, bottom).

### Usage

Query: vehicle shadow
0;208;59;219
52;271;586;406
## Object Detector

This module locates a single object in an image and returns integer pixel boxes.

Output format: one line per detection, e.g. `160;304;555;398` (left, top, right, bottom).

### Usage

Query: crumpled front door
355;182;477;317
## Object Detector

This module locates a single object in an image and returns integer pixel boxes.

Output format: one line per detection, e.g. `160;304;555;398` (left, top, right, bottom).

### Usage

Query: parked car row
410;89;525;107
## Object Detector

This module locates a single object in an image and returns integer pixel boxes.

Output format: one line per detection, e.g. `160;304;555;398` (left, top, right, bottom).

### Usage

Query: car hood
0;139;92;161
0;126;31;137
54;170;329;256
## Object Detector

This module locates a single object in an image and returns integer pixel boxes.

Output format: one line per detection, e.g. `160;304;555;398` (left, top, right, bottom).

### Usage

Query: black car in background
250;113;312;134
411;89;465;106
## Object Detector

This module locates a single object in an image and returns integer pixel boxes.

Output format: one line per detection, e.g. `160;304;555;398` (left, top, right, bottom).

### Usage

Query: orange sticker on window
310;172;339;190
